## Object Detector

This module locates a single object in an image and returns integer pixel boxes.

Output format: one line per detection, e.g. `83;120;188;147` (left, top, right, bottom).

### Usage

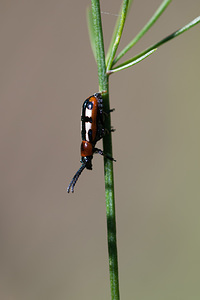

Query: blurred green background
1;0;200;299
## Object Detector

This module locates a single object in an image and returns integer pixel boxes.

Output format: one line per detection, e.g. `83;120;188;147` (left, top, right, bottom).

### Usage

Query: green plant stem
91;1;120;299
113;0;172;66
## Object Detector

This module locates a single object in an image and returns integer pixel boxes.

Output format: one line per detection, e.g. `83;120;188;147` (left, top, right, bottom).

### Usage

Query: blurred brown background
0;0;200;299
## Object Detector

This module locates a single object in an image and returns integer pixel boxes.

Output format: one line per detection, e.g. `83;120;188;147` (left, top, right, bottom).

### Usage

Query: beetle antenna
67;164;86;193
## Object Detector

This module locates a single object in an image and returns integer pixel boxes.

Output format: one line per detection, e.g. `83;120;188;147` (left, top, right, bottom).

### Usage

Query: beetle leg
110;126;116;132
94;148;116;162
103;128;115;136
103;108;115;117
108;108;115;113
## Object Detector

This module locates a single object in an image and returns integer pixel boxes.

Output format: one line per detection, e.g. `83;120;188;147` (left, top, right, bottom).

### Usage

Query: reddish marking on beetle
81;141;93;157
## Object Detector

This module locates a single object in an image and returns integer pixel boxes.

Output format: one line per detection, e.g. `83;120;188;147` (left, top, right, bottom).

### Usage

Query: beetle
67;93;115;193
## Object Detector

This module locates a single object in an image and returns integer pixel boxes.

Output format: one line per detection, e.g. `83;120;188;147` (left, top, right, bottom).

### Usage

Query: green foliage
88;1;200;75
87;1;200;299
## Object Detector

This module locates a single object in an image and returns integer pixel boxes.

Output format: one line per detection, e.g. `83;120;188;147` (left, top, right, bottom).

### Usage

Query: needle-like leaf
106;0;130;72
106;0;134;67
110;16;200;74
87;6;97;62
108;48;157;74
113;0;172;66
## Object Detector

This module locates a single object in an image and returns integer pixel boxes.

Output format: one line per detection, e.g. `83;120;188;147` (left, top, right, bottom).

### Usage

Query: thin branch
87;7;97;62
110;16;200;74
108;49;157;74
91;1;120;300
106;0;129;72
105;0;134;66
113;0;172;66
